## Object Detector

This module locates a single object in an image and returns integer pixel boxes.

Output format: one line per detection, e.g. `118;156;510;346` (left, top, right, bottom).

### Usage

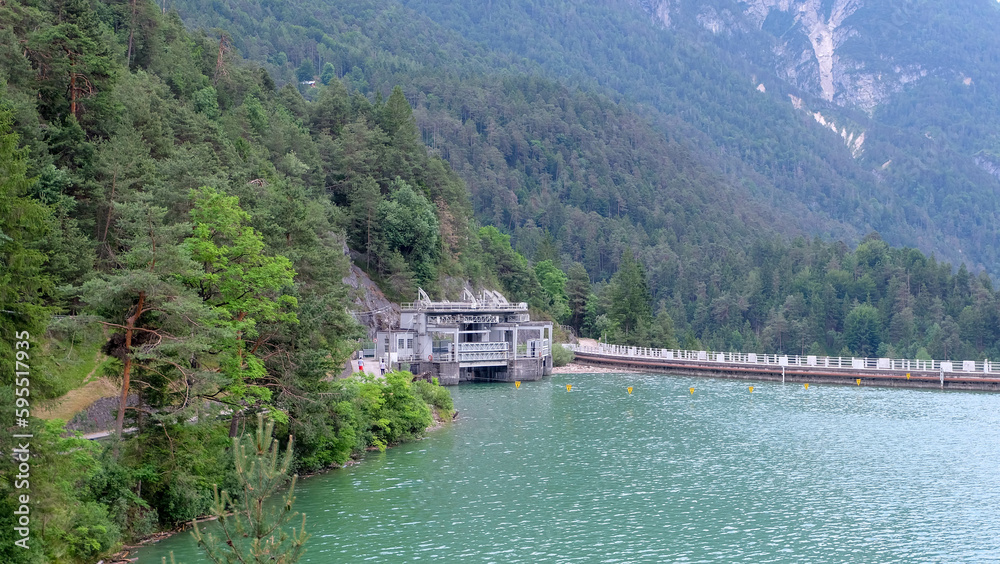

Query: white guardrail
569;343;994;375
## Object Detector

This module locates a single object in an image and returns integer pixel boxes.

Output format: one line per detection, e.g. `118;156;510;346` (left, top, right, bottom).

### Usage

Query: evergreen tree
565;262;591;333
0;107;52;374
191;413;308;563
80;192;209;454
378;86;423;180
320;62;336;85
310;79;351;135
608;252;652;339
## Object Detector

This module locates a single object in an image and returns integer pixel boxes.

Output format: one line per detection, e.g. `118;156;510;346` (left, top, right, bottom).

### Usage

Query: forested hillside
158;0;1000;355
3;0;1000;560
403;0;1000;274
0;1;471;561
168;0;862;250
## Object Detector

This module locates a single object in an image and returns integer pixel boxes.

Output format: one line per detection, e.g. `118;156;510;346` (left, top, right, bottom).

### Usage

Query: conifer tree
0;107;52;373
565;262;591;333
81;192;210;454
608;252;652;338
191;413;308;563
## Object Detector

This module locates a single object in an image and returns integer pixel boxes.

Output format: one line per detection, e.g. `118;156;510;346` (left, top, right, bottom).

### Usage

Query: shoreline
550;361;633;374
111;410;453;562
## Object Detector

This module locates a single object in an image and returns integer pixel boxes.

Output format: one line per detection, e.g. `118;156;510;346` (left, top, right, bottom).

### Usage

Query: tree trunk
229;408;241;438
69;69;77;118
114;291;145;457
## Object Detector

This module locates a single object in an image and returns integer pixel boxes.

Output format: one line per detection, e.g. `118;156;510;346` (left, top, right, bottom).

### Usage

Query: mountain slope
400;0;1000;275
168;0;864;268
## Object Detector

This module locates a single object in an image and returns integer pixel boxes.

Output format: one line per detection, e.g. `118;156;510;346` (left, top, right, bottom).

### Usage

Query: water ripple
139;375;1000;563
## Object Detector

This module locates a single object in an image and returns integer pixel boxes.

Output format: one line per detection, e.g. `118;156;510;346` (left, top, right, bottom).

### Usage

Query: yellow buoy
689;387;694;395
566;384;572;392
857;378;861;386
906;373;910;380
804;383;809;390
515;381;521;388
749;386;754;393
627;386;633;395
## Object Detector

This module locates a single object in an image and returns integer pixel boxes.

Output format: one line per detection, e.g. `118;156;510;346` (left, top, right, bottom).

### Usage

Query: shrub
412;379;454;415
551;343;574;367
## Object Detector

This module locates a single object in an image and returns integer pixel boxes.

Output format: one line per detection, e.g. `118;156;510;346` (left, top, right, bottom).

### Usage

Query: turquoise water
137;373;1000;563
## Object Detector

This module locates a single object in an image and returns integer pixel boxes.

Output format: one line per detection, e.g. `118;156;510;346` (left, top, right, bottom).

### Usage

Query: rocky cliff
637;0;986;113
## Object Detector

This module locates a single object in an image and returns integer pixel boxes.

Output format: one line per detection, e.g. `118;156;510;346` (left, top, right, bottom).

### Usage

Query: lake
137;372;1000;563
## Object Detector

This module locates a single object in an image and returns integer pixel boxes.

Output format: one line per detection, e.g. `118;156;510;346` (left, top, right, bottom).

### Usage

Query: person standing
380;358;387;375
358;358;365;373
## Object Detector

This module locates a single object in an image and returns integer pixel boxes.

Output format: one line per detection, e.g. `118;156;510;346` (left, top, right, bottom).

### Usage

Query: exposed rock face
977;155;1000;182
638;0;675;27
635;0;929;113
737;0;867;105
341;245;400;338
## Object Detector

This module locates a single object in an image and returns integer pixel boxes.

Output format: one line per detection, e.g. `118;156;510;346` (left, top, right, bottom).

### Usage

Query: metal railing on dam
568;343;1000;391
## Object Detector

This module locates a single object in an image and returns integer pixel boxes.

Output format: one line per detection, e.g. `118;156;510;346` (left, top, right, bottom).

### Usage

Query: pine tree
80;192;210;455
190;413;308;563
565;262;591;333
608;252;652;339
0;107;52;374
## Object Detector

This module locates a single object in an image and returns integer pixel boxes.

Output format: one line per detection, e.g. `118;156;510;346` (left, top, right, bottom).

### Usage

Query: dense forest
578;233;1000;363
3;0;1000;561
167;0;1000;276
0;1;473;561
158;0;1000;359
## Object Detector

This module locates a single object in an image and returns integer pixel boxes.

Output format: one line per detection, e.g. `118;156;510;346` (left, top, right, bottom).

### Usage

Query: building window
406;338;413;349
398;338;405;350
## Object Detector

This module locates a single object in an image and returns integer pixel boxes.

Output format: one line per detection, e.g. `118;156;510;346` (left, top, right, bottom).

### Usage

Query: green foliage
320;63;336;86
0;106;52;377
0;419;121;563
0;1;445;559
193;86;220;118
478;226;544;306
412;378;454;415
289;370;447;473
845;303;882;357
580;233;1000;359
296;59;315;82
191;413;309;563
6;0;1000;559
565;262;591;333
551;343;574;367
183;186;299;423
608;252;652;339
366;370;433;445
535;260;570;323
376;179;440;285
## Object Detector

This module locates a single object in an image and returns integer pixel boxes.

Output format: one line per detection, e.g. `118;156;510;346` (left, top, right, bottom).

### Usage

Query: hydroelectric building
376;289;553;385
